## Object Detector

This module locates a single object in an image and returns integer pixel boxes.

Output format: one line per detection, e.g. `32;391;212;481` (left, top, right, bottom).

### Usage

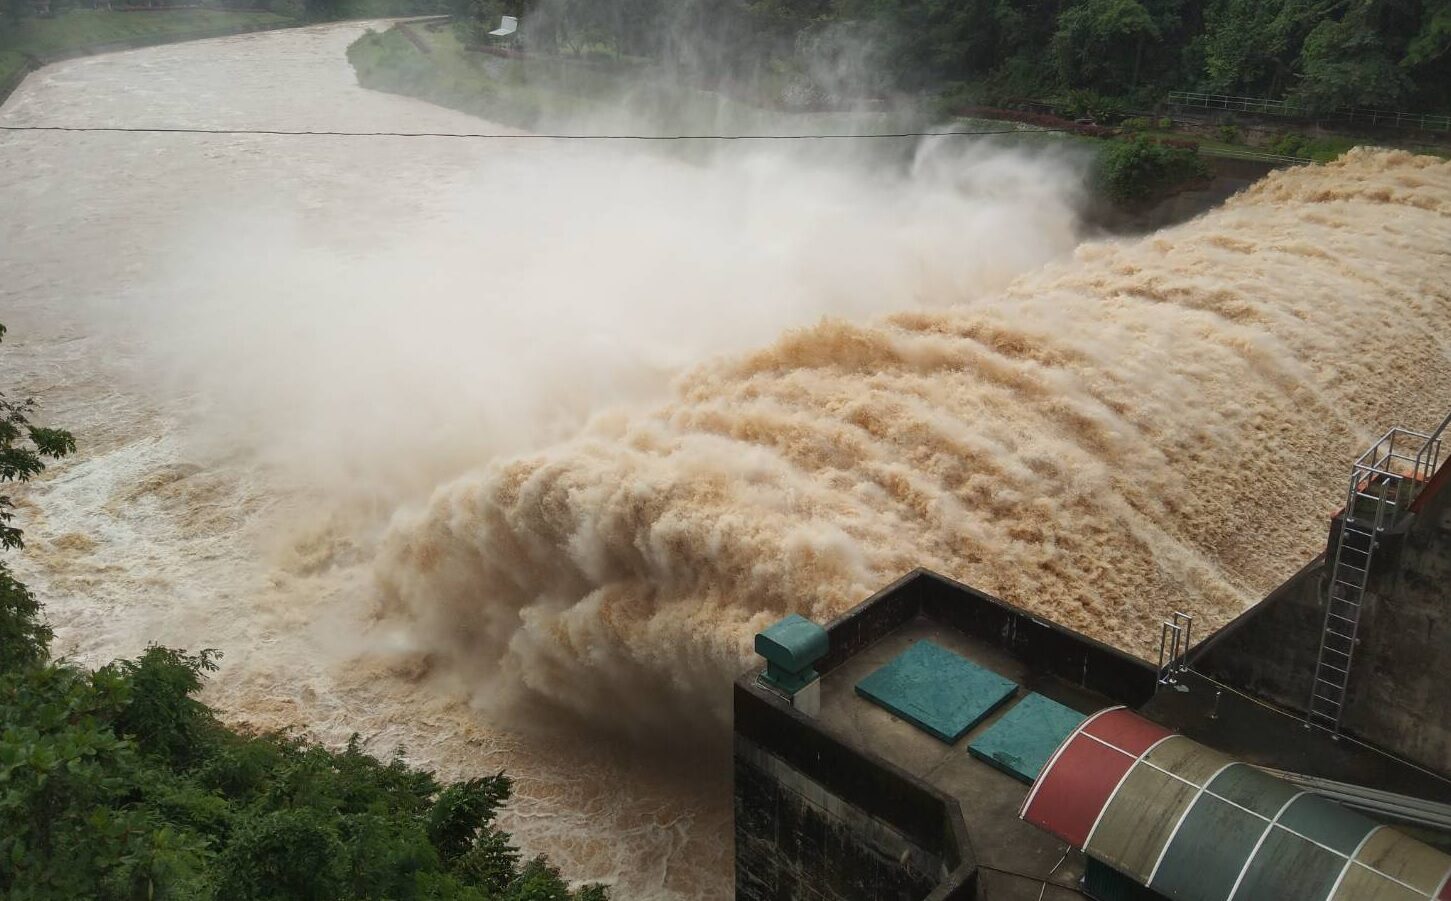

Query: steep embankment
377;149;1451;738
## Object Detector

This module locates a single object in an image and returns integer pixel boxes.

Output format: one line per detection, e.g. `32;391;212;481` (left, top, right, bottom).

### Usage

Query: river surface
1;21;1097;896
1;23;741;895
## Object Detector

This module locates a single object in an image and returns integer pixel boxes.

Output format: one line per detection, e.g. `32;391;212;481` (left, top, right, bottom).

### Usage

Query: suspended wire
0;124;1079;140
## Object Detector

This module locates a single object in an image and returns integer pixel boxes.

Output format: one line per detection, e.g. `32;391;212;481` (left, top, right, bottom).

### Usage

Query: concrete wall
1193;555;1325;714
1194;467;1451;779
821;570;1157;707
733;679;976;901
1345;487;1451;773
735;738;945;901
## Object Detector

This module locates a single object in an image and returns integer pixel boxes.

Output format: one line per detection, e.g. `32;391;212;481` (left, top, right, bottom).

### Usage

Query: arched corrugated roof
1020;708;1451;901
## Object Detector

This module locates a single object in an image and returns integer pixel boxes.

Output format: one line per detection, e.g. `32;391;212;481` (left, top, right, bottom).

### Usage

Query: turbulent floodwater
0;22;1099;897
6;21;1451;899
380;147;1451;741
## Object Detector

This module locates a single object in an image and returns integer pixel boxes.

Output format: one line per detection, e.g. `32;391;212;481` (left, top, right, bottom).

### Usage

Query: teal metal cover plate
968;693;1087;783
855;640;1018;743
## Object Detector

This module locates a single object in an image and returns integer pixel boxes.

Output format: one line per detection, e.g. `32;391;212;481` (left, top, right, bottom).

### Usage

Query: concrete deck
813;615;1119;900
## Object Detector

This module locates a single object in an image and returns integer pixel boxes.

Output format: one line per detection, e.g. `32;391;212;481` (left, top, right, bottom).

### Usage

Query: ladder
1307;413;1451;732
1307;489;1389;731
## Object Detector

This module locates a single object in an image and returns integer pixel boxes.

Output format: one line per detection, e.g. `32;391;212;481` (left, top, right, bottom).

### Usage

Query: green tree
213;809;349;900
1296;12;1410;109
1200;0;1341;97
1403;0;1451;107
0;322;74;673
1405;0;1451;64
831;0;1009;87
1053;0;1160;93
505;857;572;901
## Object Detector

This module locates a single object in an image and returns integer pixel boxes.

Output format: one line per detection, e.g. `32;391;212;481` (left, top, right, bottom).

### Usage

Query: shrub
1060;89;1127;124
1097;135;1211;202
214;809;349;900
1218;124;1240;144
0;640;614;900
1269;133;1310;158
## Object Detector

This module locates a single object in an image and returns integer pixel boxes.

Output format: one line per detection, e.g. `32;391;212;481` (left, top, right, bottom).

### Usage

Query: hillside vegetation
453;0;1451;117
0;8;288;59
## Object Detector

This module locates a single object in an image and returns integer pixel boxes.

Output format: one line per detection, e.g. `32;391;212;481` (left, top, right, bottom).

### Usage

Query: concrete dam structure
734;412;1451;900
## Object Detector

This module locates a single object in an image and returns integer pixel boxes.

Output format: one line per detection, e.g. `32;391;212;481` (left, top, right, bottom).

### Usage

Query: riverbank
346;22;934;138
348;22;1248;231
0;9;297;105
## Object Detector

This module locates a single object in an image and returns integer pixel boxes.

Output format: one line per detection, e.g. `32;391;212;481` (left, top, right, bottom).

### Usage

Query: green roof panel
1150;790;1267;901
855;640;1017;743
1234;826;1346;901
968;693;1086;783
1278;793;1379;857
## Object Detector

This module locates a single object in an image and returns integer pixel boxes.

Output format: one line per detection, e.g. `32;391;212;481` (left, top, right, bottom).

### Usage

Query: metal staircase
1308;412;1451;732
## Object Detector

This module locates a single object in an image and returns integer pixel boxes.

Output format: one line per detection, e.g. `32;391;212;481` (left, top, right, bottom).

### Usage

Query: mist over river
0;21;1100;896
9;20;1450;896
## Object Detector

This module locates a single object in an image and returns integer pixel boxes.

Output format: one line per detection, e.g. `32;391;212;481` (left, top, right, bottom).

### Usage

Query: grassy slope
348;26;612;129
0;9;292;61
348;24;929;137
0;48;25;86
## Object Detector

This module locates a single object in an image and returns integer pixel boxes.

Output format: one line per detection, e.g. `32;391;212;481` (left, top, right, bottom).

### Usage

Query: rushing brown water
5;21;1449;898
379;148;1451;739
0;22;1101;897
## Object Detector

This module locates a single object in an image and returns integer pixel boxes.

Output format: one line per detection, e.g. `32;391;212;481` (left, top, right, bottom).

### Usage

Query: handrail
1157;612;1193;686
1166;91;1451;132
1208;147;1313;165
1342;413;1451;529
1414;410;1451;484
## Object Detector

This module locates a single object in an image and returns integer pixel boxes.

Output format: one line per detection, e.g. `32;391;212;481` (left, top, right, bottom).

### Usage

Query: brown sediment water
377;147;1451;739
4;19;1450;899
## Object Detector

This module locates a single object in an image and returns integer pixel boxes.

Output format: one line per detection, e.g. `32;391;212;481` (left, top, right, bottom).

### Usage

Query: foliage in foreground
1;653;609;900
0;321;609;900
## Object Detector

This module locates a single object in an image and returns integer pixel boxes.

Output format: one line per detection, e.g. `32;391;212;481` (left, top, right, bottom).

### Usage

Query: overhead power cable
0;124;1079;140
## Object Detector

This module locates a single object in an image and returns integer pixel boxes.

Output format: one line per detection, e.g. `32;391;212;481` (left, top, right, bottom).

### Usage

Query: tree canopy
450;0;1451;112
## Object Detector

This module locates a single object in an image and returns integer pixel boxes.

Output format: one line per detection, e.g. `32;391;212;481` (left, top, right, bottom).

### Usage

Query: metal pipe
1256;767;1451;831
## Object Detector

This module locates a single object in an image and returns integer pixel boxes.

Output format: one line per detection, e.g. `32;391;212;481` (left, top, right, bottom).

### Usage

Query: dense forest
4;0;1448;114
455;0;1451;114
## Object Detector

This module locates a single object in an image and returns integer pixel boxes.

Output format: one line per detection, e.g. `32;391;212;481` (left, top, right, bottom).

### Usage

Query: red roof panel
1022;731;1137;847
1083;706;1174;756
